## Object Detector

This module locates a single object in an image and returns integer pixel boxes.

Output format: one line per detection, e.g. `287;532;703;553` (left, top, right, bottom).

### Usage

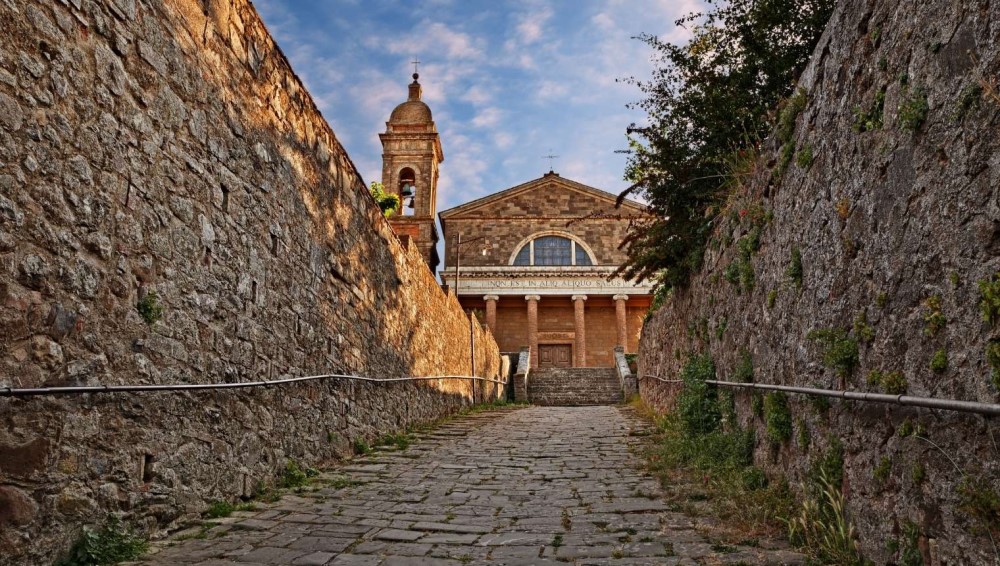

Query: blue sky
253;0;704;214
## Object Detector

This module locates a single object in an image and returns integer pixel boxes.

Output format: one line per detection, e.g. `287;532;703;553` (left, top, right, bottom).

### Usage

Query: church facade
438;174;653;368
380;75;653;368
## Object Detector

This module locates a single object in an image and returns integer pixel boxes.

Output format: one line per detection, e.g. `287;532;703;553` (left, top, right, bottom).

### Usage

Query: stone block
0;437;50;478
0;486;37;526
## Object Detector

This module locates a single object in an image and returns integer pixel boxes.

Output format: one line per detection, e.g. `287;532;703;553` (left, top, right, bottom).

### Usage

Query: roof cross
542;151;559;172
411;57;421;75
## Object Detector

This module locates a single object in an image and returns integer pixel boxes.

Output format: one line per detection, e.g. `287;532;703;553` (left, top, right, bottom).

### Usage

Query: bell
400;183;415;198
407;197;416;209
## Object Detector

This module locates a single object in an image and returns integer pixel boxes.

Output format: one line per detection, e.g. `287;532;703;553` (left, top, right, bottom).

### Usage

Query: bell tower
380;71;444;273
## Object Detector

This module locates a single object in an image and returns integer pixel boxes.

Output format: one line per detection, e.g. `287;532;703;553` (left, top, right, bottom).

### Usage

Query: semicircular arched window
511;235;594;266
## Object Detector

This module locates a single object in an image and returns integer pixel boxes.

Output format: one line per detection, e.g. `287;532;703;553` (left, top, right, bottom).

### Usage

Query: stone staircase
528;367;623;406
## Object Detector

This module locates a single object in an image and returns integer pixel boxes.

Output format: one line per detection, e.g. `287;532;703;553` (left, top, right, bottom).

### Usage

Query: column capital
613;294;629;301
483;294;499;301
571;294;588;302
524;295;541;301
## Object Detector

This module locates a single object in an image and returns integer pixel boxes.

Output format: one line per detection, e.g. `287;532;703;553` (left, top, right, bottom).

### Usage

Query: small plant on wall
136;291;163;325
369;182;400;217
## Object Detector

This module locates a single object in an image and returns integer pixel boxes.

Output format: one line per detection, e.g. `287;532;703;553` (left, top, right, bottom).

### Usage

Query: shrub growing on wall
677;353;720;434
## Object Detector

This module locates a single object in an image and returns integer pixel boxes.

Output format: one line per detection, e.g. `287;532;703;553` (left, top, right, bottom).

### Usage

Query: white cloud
462;85;492;105
471;107;502;128
515;6;553;44
494;132;514;149
379;21;484;61
536;80;569;100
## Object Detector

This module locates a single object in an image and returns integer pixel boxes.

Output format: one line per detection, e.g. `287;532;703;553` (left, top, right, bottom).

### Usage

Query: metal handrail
638;374;1000;417
0;373;507;398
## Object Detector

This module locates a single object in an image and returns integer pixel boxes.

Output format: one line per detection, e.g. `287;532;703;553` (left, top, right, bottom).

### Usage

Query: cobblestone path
142;406;805;565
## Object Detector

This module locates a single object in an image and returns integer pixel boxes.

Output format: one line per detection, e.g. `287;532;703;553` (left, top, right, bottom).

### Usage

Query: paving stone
372;528;424;542
142;407;806;565
291;551;336;565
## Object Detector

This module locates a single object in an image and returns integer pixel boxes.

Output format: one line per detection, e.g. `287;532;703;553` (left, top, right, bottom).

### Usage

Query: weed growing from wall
714;317;728;341
677;354;720;434
750;392;764;417
279;460;317;489
957;476;1000;539
795;144;814;169
876;292;888;309
809;391;831;416
979;271;1000;326
136;291;163;325
807;328;859;378
929;349;948;373
733;350;754;383
986;340;1000;390
834;198;851;221
764;392;793;445
852;86;886;132
724;228;761;294
56;514;149;566
898;521;923;566
796;417;810;452
353;439;372;455
953;83;982;121
787;247;803;288
868;370;907;394
810;436;844;492
853;309;875;343
873;456;892;486
774;89;808;180
898;88;929;132
922;295;946;337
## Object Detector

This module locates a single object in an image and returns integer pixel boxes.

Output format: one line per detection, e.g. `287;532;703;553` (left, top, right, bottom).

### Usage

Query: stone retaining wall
0;0;501;562
639;0;1000;562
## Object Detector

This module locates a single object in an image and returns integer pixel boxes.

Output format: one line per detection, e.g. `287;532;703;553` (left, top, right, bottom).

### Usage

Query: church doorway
538;344;572;368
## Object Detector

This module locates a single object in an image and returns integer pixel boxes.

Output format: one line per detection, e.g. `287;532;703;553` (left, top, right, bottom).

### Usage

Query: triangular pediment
439;174;647;220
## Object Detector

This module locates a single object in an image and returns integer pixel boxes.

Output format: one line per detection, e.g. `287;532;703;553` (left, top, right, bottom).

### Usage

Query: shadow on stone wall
0;0;501;562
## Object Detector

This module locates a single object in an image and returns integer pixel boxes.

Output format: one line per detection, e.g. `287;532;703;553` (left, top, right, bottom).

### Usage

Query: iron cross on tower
411;58;421;75
543;151;559;173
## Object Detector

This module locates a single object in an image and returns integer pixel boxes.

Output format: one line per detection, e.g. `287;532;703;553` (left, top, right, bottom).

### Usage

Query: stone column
483;295;499;333
525;295;540;369
613;294;629;350
572;295;587;367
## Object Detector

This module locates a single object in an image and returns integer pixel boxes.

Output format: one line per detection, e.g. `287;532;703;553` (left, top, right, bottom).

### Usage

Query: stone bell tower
380;71;444;273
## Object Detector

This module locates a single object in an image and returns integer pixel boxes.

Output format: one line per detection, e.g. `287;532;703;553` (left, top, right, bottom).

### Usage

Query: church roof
389;74;433;124
438;171;648;219
389;100;433;124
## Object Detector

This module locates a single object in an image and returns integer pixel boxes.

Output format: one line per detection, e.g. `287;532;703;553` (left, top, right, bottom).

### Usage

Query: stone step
527;367;622;406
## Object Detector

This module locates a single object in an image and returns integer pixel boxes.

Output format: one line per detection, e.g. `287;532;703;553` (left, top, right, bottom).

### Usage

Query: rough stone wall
0;0;501;563
640;0;1000;562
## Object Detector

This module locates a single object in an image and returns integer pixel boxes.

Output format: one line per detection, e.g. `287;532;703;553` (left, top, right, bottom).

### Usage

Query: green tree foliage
617;0;834;290
369;182;400;217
